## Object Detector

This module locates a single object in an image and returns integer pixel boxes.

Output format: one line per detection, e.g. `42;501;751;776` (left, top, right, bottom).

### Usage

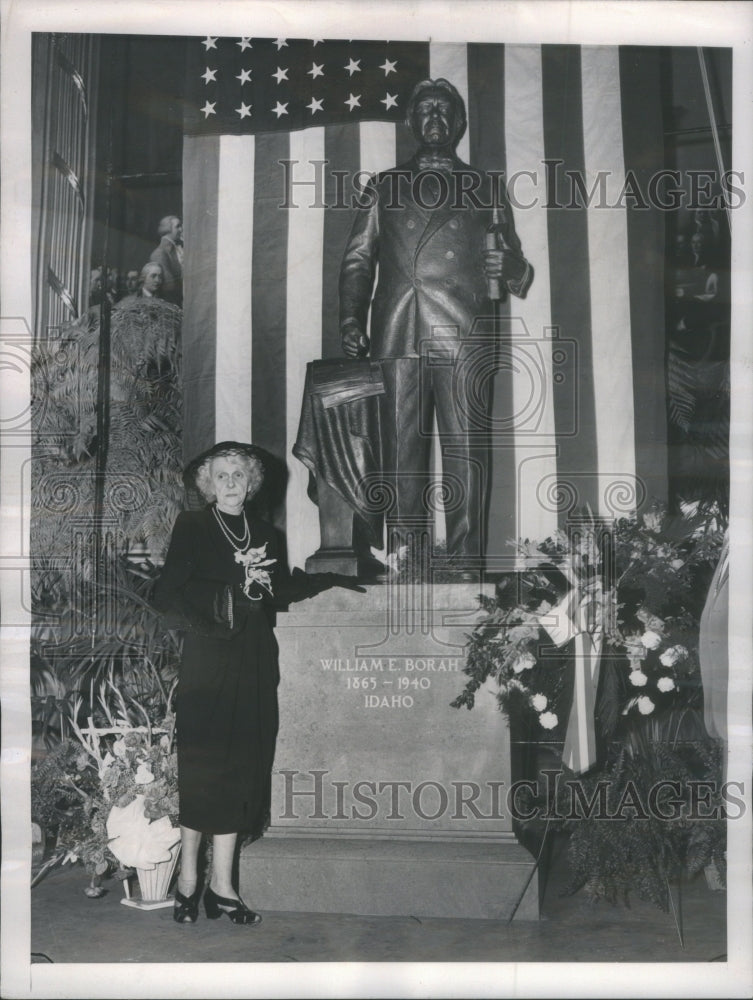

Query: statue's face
410;89;460;147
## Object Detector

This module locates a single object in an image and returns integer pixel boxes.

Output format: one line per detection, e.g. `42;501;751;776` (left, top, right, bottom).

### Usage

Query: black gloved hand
290;568;367;597
322;572;367;594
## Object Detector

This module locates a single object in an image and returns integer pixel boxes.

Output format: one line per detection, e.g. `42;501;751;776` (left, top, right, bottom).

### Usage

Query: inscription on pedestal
319;655;460;710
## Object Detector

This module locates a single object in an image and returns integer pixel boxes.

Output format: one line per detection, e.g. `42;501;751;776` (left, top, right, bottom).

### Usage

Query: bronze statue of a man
339;78;533;561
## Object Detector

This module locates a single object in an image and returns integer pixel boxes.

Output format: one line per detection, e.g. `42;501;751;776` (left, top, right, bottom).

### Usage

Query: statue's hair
194;447;265;502
158;215;180;237
405;78;467;132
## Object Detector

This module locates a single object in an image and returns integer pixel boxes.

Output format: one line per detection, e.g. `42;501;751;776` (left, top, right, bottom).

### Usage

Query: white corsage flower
639;629;662;650
235;542;277;599
657;675;676;693
539;711;559;730
637;696;655;715
531;693;548;712
628;670;648;687
511;651;536;674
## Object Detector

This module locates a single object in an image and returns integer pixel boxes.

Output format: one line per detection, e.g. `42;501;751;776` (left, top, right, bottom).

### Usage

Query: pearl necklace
212;504;250;551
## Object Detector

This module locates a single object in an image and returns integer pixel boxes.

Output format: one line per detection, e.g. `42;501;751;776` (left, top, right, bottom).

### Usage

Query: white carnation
134;762;155;785
642;511;662;533
539;711;559;730
637;696;655;715
511;651;536;674
657;675;676;693
531;693;548;712
629;670;648;687
640;629;662;650
659;644;688;667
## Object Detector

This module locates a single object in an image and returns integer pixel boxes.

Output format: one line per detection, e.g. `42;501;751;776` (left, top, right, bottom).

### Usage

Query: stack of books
310;359;385;409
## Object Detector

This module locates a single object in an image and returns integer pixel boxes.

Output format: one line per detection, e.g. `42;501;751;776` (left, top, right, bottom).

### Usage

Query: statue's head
406;78;467;149
158;215;183;242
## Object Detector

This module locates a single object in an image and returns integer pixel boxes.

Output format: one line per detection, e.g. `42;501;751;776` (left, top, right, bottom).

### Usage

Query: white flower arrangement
32;681;181;881
453;504;722;740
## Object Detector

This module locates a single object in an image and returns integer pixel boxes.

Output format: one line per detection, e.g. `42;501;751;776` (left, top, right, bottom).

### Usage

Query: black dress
153;505;281;836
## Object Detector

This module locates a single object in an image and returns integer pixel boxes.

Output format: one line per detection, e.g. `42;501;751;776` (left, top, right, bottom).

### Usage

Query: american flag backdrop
181;38;668;571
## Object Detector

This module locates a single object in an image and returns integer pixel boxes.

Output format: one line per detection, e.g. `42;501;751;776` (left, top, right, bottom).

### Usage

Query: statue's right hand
341;322;370;358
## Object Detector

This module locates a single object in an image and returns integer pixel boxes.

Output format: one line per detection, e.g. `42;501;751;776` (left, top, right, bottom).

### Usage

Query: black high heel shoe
203;886;262;925
173;885;201;923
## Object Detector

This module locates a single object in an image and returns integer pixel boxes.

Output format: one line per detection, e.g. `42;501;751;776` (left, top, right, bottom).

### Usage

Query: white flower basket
136;840;181;903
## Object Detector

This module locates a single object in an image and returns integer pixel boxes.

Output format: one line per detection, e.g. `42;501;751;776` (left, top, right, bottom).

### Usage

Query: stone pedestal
241;583;539;921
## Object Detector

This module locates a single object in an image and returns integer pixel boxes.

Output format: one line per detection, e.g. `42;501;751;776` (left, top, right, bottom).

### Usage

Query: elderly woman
154;442;286;925
155;441;361;925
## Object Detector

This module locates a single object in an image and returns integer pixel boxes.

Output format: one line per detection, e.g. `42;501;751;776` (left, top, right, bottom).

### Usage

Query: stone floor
30;834;726;966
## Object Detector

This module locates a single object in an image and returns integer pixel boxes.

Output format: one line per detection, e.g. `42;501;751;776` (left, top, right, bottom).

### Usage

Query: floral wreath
453;505;723;740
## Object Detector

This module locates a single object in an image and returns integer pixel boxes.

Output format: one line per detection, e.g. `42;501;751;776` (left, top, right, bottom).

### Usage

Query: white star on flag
272;101;289;118
236;102;252;119
272;67;289;84
380;58;397;75
236;68;252;84
274;39;288;50
201;67;217;84
380;93;398;109
237;37;252;51
201;100;217;118
202;37;218;51
344;93;361;111
307;97;324;114
308;62;324;79
344;58;361;76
